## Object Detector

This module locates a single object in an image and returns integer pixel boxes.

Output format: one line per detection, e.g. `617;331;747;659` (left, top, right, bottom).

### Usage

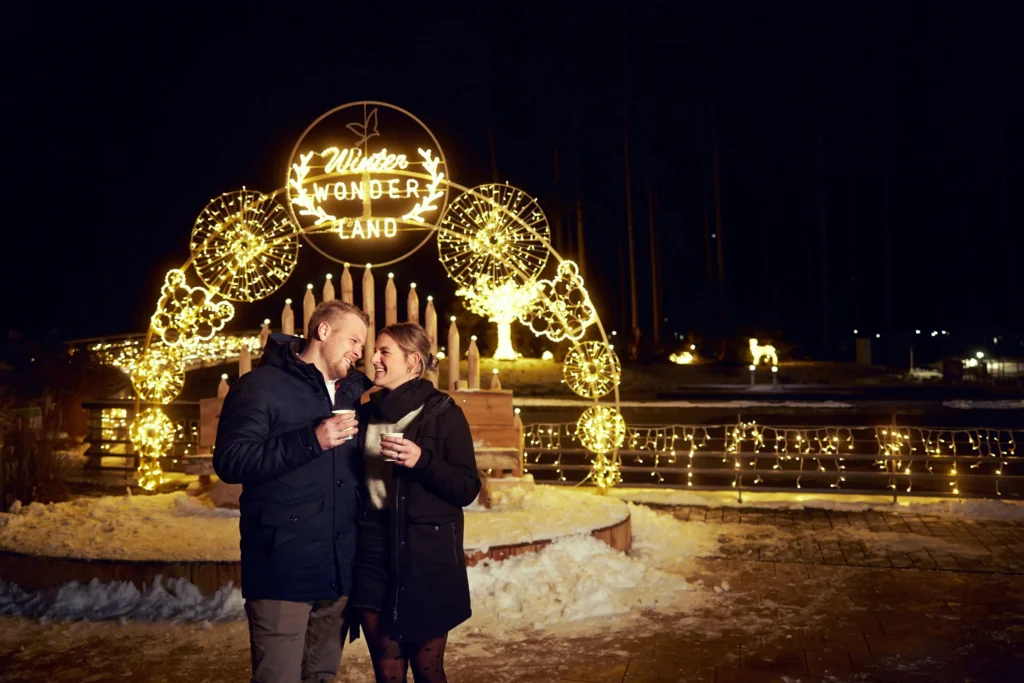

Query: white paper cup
381;432;403;461
332;410;356;440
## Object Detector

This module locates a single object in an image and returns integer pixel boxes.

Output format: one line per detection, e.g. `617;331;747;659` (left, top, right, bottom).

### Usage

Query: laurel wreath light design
190;190;299;302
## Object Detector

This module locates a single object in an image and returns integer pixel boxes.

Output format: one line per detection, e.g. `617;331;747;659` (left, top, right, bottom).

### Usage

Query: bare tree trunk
648;185;660;348
712;111;725;320
573;104;585;276
553;143;563;253
622;1;639;358
816;124;831;356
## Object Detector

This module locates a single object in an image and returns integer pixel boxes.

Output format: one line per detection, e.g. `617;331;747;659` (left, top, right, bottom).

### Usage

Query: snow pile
465;504;715;634
0;492;241;561
943;399;1024;410
0;576;243;622
464;485;628;552
908;367;942;380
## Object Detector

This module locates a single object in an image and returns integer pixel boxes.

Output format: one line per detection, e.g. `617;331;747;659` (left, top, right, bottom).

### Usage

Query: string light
128;408;175;491
523;421;1018;496
519;261;597;342
150;269;235;347
190;189;299;302
575;405;627;455
439;183;550;289
562;341;621;399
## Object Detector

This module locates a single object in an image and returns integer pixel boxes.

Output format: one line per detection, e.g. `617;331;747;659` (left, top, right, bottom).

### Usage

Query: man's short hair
307;300;370;341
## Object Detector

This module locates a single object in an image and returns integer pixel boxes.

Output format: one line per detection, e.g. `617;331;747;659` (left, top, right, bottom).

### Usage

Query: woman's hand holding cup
381;433;422;468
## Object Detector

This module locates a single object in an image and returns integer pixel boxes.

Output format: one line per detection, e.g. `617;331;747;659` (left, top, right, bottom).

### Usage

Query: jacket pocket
407;522;460;573
449;522;461;565
259;495;324;527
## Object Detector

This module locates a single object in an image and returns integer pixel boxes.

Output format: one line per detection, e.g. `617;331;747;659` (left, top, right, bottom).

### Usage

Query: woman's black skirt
350;509;390;613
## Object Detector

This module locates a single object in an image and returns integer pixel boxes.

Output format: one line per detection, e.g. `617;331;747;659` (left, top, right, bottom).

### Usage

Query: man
214;300;373;683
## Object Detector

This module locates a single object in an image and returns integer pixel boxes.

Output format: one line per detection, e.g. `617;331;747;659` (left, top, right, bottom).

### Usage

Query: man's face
319;313;367;379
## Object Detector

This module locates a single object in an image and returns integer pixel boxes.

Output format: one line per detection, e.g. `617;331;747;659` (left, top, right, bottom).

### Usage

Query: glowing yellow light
563;341;621;399
576;405;627;455
439;183;550;290
456;274;539;361
669;351;694;364
150;269;234;347
130;345;185;404
749;338;778;366
520;261;597;343
190;189;299;302
128;407;175;491
541;350;554;361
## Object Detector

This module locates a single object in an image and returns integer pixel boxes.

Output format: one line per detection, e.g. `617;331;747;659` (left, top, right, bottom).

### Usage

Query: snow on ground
0;491;241;561
943;399;1024;410
464;484;627;552
0;487;627;562
0;498;720;633
608;487;1024;520
514;397;854;409
908;367;943;380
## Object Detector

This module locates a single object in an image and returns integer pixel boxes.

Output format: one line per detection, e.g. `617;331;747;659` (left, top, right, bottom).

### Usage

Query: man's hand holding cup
316;409;358;450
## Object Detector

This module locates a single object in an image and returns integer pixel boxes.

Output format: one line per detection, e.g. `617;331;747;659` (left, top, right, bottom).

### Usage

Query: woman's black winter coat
355;386;481;641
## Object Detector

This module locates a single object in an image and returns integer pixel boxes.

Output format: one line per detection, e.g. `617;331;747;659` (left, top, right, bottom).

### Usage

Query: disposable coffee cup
332;410;356;440
381;432;404;462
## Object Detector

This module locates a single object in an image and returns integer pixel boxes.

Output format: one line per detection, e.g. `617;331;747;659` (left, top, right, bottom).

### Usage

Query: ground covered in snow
0;486;628;562
3;494;1024;681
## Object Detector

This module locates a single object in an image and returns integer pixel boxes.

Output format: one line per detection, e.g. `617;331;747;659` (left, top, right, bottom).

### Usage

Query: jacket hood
261;333;372;391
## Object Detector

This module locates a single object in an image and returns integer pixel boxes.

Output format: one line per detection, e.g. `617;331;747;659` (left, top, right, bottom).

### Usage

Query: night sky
4;2;1020;360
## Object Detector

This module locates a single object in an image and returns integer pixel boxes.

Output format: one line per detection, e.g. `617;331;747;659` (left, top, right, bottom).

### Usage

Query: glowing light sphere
439;184;550;289
130;345;185;404
191;190;300;302
151;270;235;347
563;341;621;399
128;407;175;490
592;454;622;490
575;405;627;455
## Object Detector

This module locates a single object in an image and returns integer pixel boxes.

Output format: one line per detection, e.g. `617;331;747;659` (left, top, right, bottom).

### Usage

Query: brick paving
1;504;1022;682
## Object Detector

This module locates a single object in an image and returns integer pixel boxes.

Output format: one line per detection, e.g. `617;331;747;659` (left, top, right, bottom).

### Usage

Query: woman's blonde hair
377;322;438;377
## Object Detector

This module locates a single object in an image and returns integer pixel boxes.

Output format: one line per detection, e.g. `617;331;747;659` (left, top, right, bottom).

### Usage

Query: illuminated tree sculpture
456;274;538;360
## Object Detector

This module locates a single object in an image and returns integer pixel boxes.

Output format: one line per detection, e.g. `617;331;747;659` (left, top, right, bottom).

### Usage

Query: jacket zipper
450;522;459;564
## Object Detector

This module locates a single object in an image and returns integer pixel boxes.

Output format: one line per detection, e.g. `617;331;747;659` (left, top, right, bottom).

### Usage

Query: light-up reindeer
749;338;778;367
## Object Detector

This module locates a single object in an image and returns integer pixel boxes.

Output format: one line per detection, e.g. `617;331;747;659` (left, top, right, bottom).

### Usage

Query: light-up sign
286;102;449;266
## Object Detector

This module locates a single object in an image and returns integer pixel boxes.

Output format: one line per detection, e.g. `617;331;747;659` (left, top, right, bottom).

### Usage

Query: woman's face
371;333;420;390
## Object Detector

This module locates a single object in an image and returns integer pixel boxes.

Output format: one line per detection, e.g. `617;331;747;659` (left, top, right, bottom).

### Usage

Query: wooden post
407;283;420;324
363;266;375;371
467;335;480;389
425;296;438;387
217;374;229;398
323;273;335;302
447;316;460;392
282;299;295;336
489;368;502;390
385;273;397;326
302;284;316;338
239;343;252;376
341;264;354;304
259;319;271;348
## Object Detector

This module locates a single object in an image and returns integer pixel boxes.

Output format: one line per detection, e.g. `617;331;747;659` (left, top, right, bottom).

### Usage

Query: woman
351;322;481;683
